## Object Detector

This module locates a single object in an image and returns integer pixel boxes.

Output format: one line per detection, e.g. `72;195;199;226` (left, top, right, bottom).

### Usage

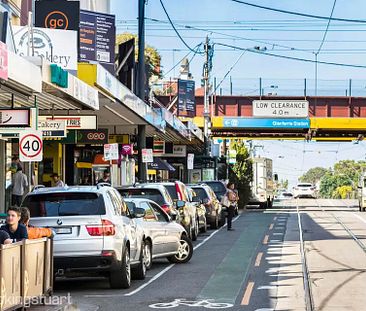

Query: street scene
1;0;366;310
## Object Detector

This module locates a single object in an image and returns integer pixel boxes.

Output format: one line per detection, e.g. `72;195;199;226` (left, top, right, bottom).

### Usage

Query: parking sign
19;130;43;162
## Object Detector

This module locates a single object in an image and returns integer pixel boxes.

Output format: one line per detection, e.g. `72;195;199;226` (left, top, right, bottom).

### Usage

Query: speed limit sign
19;130;43;162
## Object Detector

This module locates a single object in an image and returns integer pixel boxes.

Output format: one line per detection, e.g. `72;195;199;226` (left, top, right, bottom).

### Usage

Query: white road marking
352;213;366;225
124;215;241;297
257;285;278;290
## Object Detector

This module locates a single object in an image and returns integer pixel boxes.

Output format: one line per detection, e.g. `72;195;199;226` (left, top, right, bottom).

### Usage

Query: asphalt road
46;198;366;311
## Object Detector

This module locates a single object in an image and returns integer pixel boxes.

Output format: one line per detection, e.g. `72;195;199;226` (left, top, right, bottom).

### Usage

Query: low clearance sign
252;100;309;118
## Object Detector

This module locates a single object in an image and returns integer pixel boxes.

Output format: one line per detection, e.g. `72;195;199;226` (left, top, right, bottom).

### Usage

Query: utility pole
137;0;147;182
203;36;213;156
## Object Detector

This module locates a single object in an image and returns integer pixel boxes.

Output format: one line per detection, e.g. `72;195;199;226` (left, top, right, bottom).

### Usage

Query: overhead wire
215;42;366;69
230;0;366;23
317;0;337;54
213;51;246;93
159;0;204;54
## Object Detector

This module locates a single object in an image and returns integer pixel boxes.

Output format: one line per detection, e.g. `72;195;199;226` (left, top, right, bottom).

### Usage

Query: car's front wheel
167;235;193;264
191;218;199;241
109;247;131;289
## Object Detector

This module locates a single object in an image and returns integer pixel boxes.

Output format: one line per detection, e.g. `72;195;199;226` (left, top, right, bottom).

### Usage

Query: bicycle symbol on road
149;298;233;309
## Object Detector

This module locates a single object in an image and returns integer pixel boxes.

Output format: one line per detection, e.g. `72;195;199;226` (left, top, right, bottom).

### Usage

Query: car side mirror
176;200;185;209
133;207;146;218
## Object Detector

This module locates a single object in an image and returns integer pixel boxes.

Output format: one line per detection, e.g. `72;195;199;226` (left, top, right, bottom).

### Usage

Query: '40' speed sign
19;131;43;162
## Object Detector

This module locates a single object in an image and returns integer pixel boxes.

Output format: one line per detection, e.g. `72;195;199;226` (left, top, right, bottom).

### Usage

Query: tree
319;171;354;199
299;167;329;185
229;142;252;208
115;33;162;82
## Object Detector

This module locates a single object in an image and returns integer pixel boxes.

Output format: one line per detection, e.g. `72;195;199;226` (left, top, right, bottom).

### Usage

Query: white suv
293;183;316;198
22;185;147;289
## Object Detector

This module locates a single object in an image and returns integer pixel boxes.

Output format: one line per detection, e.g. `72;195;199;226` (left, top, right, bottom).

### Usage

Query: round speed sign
19;131;43;162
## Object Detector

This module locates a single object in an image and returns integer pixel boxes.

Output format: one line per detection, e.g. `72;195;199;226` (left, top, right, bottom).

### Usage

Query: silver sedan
124;198;194;270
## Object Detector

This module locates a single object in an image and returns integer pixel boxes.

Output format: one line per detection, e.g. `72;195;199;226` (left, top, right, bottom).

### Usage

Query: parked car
201;180;227;201
293;183;316;198
155;182;199;241
187;187;207;233
116;185;177;216
189;184;225;229
22;185;147;289
124;198;193;265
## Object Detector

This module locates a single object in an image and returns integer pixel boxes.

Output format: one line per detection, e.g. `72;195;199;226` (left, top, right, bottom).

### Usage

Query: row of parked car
21;180;229;289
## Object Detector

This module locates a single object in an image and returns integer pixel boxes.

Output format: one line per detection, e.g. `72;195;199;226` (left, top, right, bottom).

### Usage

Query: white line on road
123;215;241;297
352;213;366;225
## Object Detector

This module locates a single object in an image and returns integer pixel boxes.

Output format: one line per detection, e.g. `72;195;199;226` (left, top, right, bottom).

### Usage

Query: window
192;187;209;200
111;189;128;216
149;202;169;222
125;201;136;214
23;193;106;217
118;188;167;206
140;202;157;222
107;191;121;216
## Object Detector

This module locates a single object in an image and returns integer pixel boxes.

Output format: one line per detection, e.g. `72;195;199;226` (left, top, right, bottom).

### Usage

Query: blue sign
223;118;310;129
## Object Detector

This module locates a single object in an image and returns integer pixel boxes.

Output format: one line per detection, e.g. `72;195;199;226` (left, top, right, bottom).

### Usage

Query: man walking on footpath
12;165;28;207
225;182;238;231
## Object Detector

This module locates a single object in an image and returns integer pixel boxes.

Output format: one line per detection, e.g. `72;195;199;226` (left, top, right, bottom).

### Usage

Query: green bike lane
54;211;276;311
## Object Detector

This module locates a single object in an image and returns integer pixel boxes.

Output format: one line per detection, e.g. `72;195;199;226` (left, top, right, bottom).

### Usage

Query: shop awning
147;158;176;171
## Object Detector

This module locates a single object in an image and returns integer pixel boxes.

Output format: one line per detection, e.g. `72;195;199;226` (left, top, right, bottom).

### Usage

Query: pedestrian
0;230;12;245
224;182;238;231
12;165;28;207
51;173;65;187
98;171;111;184
20;207;54;239
10;156;20;173
0;206;28;242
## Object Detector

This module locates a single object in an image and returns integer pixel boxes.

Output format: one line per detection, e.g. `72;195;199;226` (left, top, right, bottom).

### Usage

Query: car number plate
54;227;72;234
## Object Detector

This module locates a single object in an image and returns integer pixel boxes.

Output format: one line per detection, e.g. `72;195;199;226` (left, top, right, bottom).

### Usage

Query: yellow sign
109;134;129;144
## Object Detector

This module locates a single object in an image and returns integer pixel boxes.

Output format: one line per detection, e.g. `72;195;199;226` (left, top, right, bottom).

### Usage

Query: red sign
0;41;8;81
121;144;133;156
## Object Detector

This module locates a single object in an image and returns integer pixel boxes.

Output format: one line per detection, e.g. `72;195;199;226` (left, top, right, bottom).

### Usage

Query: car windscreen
283;193;293;197
298;184;312;188
118;189;166;206
164;185;178;200
23;193;106;217
192;187;209;200
205;182;226;195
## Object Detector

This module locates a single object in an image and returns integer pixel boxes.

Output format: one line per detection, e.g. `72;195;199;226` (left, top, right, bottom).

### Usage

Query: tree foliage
229;142;252;208
115;33;162;80
299;167;329;185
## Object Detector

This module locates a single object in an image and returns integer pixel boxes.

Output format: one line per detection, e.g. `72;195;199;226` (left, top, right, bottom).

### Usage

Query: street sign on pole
104;143;119;161
19;130;43;162
142;149;153;163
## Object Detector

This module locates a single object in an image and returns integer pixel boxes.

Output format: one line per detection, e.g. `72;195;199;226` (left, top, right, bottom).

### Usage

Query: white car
293;183;316;198
23;185;147;289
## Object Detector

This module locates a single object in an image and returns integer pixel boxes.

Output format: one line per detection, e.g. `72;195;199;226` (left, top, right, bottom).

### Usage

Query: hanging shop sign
38;119;66;138
109;134;129;144
173;145;187;157
142;149;153;163
153;140;165;156
0;41;8;80
38;115;97;130
187;153;194;170
13;26;78;71
50;64;68;88
0;109;30;127
104;143;119;161
79;10;116;73
35;0;80;30
177;79;195;117
77;129;108;144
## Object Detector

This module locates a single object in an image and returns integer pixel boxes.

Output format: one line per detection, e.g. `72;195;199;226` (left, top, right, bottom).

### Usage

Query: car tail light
101;250;115;257
175;182;183;201
86;219;115;236
161;204;171;214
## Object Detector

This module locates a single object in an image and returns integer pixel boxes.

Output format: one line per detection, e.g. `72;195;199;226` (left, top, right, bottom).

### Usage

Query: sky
110;0;366;187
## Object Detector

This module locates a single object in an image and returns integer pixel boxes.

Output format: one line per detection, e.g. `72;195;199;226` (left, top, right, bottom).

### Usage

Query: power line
159;0;204;54
214;51;246;93
317;0;337;54
215;42;366;69
145;17;314;54
230;0;366;23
